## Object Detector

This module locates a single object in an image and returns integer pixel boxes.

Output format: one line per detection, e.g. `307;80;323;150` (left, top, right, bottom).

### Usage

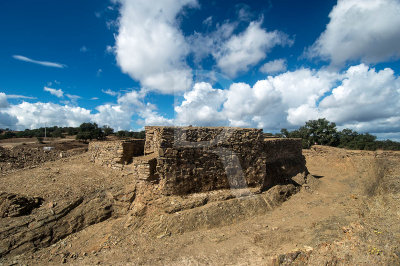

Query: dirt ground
0;136;77;149
0;139;87;174
1;145;400;265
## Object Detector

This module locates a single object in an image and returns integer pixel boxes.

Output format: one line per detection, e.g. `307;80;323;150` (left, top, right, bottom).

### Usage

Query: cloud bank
1;63;399;139
174;64;400;138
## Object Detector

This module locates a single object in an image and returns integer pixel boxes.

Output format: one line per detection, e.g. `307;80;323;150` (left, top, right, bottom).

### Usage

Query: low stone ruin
89;126;307;195
88;139;145;169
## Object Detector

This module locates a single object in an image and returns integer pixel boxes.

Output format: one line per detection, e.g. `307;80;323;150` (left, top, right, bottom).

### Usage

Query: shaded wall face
262;138;307;187
263;139;303;163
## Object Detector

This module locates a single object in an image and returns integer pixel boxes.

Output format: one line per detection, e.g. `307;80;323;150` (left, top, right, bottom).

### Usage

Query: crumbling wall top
144;126;264;156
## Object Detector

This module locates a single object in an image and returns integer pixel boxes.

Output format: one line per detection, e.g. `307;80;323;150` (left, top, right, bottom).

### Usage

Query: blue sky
1;0;400;140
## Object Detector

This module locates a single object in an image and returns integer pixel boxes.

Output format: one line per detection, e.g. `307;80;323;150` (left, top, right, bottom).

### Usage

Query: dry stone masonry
88;126;307;195
88;140;144;169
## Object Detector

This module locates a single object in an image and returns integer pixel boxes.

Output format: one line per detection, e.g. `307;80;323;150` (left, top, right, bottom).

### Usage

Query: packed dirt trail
1;145;400;265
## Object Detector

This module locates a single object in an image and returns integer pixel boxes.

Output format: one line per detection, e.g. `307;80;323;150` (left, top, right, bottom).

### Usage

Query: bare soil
0;139;87;174
1;145;400;265
0;136;76;148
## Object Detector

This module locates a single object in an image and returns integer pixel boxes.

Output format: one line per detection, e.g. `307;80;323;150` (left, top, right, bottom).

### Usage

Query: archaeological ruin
1;126;310;257
88;126;307;195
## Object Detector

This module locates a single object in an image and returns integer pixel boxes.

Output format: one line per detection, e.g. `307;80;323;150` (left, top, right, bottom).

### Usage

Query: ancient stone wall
142;126;304;195
88;140;144;169
89;127;306;196
124;155;158;182
144;127;165;156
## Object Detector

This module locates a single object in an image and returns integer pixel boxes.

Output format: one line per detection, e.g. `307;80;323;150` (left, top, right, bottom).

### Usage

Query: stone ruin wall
88;127;306;196
88;140;144;169
143;126;306;195
143;127;266;195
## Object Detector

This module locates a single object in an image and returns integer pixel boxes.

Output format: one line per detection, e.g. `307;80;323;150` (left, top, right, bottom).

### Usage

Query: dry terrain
0;142;400;265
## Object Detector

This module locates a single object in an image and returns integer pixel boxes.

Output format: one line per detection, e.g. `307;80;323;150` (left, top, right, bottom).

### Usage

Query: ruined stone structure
88;139;144;169
88;126;306;195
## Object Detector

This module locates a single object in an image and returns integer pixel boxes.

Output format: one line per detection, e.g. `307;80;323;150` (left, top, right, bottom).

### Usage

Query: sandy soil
1;145;400;265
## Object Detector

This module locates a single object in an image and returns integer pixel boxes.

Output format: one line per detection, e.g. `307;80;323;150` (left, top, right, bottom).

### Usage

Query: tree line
0;123;145;141
275;118;400;151
75;123;145;141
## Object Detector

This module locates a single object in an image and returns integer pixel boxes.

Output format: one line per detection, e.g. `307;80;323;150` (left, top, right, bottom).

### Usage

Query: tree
338;128;359;147
102;125;114;136
279;119;339;148
278;118;400;151
76;122;104;141
301;118;340;148
116;130;127;138
3;131;16;139
280;128;290;138
67;127;79;136
51;128;64;138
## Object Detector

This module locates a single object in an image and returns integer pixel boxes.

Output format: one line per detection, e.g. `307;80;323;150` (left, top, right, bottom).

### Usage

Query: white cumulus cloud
175;82;227;126
6;102;92;130
174;68;338;129
0;89;173;131
44;87;64;98
0;93;9;108
287;64;400;139
215;21;291;78
308;0;400;66
174;64;400;140
114;0;197;94
138;103;174;126
259;59;287;74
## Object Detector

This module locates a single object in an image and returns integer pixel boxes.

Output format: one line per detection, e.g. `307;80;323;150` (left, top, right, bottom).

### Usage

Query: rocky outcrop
126;184;299;236
0;192;43;218
0;187;136;257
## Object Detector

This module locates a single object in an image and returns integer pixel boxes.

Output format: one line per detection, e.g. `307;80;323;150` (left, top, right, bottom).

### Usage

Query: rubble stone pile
0;143;86;173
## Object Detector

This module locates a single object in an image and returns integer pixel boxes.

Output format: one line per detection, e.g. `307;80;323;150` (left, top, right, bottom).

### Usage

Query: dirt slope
1;146;400;265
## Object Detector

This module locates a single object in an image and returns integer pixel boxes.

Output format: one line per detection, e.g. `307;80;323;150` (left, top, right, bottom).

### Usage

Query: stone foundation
89;126;307;195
